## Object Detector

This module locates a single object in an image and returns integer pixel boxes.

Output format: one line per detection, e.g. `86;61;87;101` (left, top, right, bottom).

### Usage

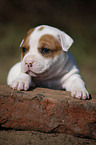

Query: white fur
7;25;89;99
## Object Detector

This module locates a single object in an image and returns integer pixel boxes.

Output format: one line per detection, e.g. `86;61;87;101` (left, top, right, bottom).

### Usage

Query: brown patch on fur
38;34;62;57
21;28;35;59
38;27;44;31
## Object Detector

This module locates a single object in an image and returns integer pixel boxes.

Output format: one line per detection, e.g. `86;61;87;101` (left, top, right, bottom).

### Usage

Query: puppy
7;25;89;99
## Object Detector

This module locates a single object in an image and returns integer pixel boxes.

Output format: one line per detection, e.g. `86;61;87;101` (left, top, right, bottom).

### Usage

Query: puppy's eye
22;47;27;53
41;47;51;54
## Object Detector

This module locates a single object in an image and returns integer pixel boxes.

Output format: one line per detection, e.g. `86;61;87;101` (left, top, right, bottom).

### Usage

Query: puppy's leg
7;62;35;90
63;74;89;99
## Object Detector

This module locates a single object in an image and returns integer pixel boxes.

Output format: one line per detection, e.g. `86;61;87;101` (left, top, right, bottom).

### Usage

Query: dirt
0;130;96;145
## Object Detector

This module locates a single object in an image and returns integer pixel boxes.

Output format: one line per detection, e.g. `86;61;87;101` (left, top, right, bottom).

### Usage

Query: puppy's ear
20;39;24;47
59;31;74;52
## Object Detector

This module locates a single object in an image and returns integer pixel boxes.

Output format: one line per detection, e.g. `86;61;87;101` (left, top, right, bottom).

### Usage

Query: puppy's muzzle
24;59;35;75
24;56;34;69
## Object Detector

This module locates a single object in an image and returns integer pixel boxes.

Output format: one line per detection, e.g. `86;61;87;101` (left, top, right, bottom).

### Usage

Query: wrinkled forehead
21;26;60;49
29;26;59;43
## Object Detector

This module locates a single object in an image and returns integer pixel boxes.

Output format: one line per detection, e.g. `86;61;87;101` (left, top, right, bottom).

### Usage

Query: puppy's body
7;25;89;99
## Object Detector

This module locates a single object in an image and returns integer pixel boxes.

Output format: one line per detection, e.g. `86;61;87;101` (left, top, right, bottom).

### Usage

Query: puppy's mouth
26;70;41;77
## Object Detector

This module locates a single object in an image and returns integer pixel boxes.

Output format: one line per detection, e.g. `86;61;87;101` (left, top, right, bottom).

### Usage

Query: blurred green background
0;0;96;94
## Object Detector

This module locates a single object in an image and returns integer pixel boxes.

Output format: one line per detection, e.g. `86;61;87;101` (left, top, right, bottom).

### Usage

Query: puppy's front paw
10;73;32;91
71;88;89;99
10;79;29;91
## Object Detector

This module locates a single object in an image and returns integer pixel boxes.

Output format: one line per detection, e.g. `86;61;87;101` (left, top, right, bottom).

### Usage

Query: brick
0;85;96;139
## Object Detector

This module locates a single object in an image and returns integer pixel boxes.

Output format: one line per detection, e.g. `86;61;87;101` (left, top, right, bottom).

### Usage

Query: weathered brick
0;85;96;139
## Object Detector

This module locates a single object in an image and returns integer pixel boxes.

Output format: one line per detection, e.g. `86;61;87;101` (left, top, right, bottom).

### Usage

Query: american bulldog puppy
7;25;89;99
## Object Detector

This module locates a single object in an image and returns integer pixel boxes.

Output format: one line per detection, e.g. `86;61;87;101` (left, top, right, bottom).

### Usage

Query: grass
0;23;96;95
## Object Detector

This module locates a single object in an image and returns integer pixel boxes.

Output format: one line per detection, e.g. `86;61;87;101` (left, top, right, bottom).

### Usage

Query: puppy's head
20;25;73;77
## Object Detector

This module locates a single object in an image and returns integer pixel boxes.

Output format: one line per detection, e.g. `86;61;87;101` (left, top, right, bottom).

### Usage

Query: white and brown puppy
7;25;89;99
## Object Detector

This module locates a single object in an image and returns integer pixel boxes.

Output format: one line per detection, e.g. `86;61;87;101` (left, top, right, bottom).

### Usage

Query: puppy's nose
25;61;33;68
